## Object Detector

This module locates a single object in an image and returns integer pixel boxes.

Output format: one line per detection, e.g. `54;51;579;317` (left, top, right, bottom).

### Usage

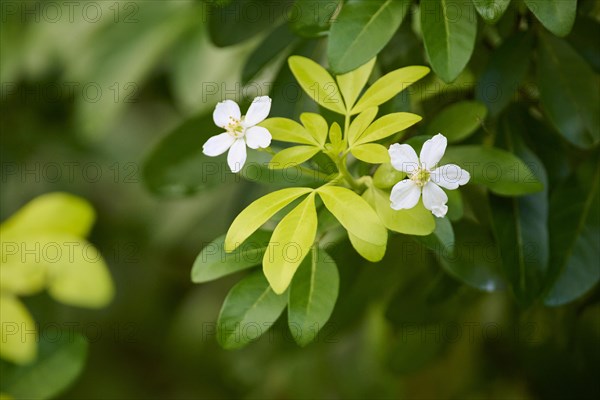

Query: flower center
410;168;430;187
225;116;245;138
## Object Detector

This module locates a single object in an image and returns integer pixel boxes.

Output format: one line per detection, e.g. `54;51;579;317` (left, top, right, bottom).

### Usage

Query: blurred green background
1;0;599;399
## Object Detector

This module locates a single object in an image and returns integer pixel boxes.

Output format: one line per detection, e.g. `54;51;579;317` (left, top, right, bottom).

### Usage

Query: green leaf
351;66;430;114
336;58;376;110
0;193;95;239
347;107;379;145
0;331;88;399
567;17;600;73
476;32;534;116
142;113;230;197
242;23;298;84
329;122;343;151
425;101;487;143
446;189;464;221
208;0;287;46
373;163;406;189
288;56;346;114
0;295;36;364
413;217;455;254
300;113;329;146
352;112;422;146
191;230;271;283
260;117;319;146
327;0;410;74
421;0;477;83
491;114;549;306
537;31;600;148
472;0;511;24
524;0;576;37
290;0;340;38
425;100;487;143
438;220;506;292
225;188;313;252
269;146;321;169
347;233;387;262
216;272;288;349
442;145;544;196
364;186;435;236
350;143;390;164
264;194;318;294
288;248;339;346
317;186;387;261
544;161;600;306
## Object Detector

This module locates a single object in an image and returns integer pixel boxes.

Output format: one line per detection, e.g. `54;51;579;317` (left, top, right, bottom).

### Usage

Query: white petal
245;126;272;149
390;180;421;210
213;100;241;128
243;96;271;127
431;164;470;190
227;139;247;173
202;133;235;156
389;143;420;174
422;182;449;218
420;133;447;170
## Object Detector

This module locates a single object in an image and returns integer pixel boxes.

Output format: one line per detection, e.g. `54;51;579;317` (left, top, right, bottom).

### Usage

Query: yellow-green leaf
317;186;387;260
0;294;36;364
0;257;46;296
351;144;390;164
260;118;319;146
354;113;422;146
364;186;435;236
300;113;328;146
352;66;430;115
348;233;386;262
288;56;346;114
348;107;378;146
336;58;376;111
225;188;313;252
269;146;321;169
263;194;318;294
329;122;343;150
0;193;95;239
373;163;406;189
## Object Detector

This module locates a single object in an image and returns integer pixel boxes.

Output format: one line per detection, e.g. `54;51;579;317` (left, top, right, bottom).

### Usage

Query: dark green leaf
438;220;506;292
288;248;339;346
208;0;290;47
217;272;288;349
442;145;544;196
413;217;455;255
537;31;600;148
472;0;511;24
476;31;534;116
544;160;600;306
290;0;340;38
328;0;410;74
567;17;600;73
421;0;477;82
242;23;298;84
0;333;88;399
491;113;549;306
524;0;576;37
425;101;487;142
191;230;271;283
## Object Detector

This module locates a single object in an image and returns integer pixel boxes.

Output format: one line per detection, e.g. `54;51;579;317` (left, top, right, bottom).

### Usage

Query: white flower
388;133;470;218
203;96;273;173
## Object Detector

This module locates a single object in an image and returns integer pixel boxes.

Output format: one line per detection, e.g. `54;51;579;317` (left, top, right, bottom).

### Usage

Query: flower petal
203;133;235;156
390;179;421;210
245;126;272;149
431;164;470;190
389;143;419;174
422;182;448;218
227;138;247;173
213;100;241;128
244;96;272;127
420;133;447;170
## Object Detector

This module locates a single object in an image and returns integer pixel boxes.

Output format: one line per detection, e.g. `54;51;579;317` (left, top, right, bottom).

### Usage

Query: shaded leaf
425;101;487;142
